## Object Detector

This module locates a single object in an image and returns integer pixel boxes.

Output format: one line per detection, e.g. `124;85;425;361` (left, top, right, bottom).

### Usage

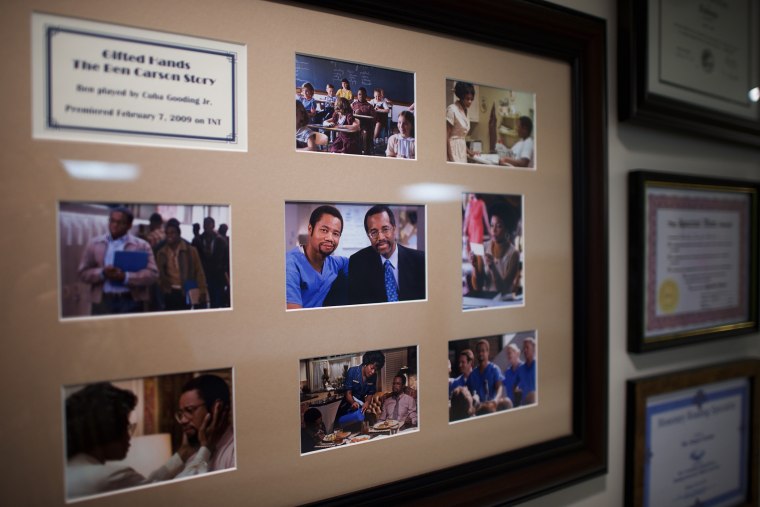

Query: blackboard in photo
445;79;536;168
299;346;418;454
59;201;231;319
448;331;537;423
285;201;425;310
295;54;416;158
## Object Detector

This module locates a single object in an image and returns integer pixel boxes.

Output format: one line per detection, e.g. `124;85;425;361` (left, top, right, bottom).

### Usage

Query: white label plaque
32;13;247;151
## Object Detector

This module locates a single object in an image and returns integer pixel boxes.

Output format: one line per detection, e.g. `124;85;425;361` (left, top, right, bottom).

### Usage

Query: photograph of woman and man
446;79;535;167
448;331;537;422
462;193;524;310
59;202;231;319
285;202;425;309
299;346;418;454
295;54;415;158
63;369;235;501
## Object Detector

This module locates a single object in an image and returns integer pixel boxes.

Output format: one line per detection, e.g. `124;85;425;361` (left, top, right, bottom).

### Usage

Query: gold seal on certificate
657;279;679;314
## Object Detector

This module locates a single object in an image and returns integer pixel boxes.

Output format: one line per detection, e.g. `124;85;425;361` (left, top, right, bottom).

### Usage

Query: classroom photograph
446;79;536;167
59;202;231;319
295;53;416;158
63;368;235;501
299;346;418;454
448;331;537;423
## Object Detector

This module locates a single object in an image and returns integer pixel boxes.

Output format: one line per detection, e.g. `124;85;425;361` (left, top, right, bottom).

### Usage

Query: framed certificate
628;171;759;352
618;0;760;147
625;360;760;507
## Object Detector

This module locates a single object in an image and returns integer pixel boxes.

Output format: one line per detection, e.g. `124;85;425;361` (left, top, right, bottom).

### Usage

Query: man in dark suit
191;216;230;308
348;205;425;304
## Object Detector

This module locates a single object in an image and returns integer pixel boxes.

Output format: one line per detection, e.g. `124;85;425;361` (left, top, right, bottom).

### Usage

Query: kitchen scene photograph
299;346;418;454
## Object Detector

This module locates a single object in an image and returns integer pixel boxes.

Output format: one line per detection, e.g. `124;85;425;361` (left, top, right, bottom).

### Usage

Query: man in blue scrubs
502;343;523;406
448;349;475;396
469;339;503;405
286;205;349;309
515;337;537;405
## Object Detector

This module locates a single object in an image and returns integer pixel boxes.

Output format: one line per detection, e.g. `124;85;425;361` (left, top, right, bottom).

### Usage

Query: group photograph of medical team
448;331;537;422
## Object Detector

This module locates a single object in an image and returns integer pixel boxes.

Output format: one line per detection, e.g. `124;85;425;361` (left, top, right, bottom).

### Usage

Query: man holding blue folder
78;207;158;315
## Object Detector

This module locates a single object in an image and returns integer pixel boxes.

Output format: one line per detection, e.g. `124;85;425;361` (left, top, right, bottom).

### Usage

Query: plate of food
323;430;351;443
372;419;400;431
348;434;371;443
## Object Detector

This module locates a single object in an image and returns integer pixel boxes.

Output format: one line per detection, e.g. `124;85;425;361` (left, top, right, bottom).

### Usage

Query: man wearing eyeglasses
64;376;233;499
286;205;349;309
172;374;235;474
348;205;425;305
78;207;158;315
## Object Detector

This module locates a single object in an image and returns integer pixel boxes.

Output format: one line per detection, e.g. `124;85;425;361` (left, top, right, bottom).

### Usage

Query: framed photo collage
4;0;608;505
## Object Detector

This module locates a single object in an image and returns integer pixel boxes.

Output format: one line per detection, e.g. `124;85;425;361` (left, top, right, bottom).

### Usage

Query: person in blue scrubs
502;343;523;406
449;349;475;396
286;205;349;309
335;350;386;429
469;339;503;406
515;337;537;405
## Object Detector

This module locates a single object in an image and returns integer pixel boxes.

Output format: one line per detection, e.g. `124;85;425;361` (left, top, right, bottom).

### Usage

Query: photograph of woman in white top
446;81;475;163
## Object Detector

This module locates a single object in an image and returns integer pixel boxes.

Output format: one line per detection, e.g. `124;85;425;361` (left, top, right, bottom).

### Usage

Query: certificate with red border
629;171;759;352
644;186;750;339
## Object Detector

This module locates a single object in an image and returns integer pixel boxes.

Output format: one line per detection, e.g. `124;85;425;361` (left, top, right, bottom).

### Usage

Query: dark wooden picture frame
288;1;609;505
618;0;760;148
628;170;759;353
625;360;760;507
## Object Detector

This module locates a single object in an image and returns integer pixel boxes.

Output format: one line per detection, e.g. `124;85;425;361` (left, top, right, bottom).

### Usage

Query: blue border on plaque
643;382;749;507
45;26;238;143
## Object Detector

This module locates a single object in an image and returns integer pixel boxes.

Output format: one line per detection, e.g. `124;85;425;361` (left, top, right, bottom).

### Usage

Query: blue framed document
626;360;760;507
